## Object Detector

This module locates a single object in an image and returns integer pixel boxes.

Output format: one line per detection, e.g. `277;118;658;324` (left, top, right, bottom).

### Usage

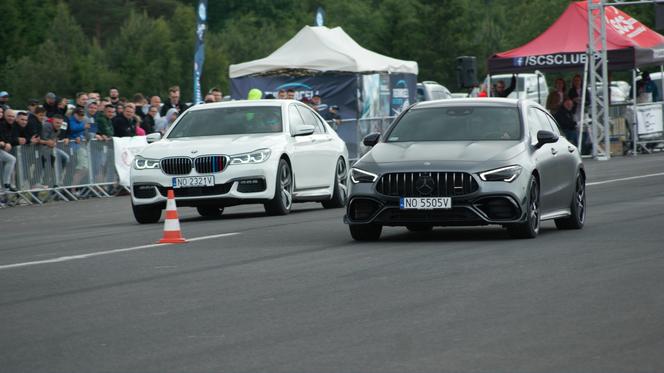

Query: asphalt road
1;154;664;372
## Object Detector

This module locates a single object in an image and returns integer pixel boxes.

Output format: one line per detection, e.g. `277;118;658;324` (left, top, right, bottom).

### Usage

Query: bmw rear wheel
507;176;540;239
264;159;293;216
322;157;348;209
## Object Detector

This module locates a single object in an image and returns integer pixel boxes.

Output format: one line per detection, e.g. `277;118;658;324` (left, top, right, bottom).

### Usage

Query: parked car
485;71;549;105
416;81;452;102
130;100;349;223
345;98;585;241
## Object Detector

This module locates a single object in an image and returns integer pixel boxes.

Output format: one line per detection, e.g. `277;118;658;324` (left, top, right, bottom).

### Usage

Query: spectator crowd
0;86;225;194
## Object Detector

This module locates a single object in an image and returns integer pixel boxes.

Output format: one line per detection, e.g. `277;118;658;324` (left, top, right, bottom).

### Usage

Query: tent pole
537;72;541;105
632;69;638;156
579;54;589;152
660;64;663;102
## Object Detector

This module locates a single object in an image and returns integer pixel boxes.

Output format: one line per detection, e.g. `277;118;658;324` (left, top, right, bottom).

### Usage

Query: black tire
555;173;586;230
132;203;162;224
197;206;224;219
507;176;540;239
349;224;383;241
264;159;293;216
322;158;348;209
406;224;434;232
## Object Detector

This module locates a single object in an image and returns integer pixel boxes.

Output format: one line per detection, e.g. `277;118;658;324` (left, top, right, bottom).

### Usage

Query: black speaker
657;4;664;31
456;56;478;88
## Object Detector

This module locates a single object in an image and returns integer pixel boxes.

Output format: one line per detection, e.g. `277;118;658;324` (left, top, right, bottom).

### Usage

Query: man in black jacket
554;97;578;146
494;74;517;98
43;92;61;117
160;86;188;117
0;109;17;191
112;103;137;137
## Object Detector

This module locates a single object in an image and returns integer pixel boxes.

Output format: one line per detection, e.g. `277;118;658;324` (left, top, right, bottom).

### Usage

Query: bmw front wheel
264;159;293;216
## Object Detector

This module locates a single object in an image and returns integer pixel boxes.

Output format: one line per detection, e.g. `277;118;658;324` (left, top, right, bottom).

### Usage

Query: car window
541;110;562;135
417;87;425;102
527;107;551;145
167;106;282;138
296;106;325;134
289;105;306;133
386;106;521;142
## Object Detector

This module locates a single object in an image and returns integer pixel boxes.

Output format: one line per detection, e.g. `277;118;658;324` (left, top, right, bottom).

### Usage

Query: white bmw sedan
130;100;349;223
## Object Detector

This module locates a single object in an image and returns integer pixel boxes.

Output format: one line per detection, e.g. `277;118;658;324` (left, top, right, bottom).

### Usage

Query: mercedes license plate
172;175;214;188
400;197;451;210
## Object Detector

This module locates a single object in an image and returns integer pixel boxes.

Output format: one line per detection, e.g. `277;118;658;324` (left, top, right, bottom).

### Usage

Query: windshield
167;106;283;138
386;106;522;142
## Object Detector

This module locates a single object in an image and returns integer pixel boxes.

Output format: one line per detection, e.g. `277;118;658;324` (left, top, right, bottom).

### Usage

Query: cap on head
0;91;9;98
247;88;262;100
46;92;56;100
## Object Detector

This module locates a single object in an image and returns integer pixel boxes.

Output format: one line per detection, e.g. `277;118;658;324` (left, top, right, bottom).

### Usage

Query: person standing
554;97;579;146
43;92;60;117
0;107;17;192
567;74;589;120
112;103;137;137
493;75;516;98
546;78;566;115
96;105;115;140
160;86;187;116
109;87;120;107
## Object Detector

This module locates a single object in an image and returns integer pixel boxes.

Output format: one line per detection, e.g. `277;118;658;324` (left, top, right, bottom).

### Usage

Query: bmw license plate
172;175;214;188
400;197;451;210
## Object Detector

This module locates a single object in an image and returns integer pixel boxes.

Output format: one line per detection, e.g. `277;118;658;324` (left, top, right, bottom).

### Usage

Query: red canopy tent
488;1;664;74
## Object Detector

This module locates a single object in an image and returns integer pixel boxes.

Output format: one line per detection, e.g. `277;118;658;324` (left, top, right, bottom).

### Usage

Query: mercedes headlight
350;168;378;184
479;165;522;182
229;148;272;165
133;156;160;170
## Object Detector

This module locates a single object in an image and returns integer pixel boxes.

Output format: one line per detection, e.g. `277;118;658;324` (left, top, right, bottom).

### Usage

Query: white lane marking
0;232;239;271
587;172;664;186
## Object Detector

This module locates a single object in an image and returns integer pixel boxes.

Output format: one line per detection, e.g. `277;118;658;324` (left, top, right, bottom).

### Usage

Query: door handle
568;145;576;153
551;147;558;155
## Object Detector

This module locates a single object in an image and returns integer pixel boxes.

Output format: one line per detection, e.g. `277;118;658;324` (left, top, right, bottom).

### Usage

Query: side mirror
535;130;558;148
363;132;381;147
146;132;162;143
293;124;315;137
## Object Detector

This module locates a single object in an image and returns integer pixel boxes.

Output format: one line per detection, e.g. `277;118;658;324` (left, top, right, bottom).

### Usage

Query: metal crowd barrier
1;140;121;208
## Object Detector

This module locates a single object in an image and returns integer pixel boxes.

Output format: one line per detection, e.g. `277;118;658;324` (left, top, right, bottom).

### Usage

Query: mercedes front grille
376;172;478;197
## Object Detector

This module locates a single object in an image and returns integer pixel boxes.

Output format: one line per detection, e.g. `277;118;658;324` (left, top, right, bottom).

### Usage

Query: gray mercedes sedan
345;98;585;241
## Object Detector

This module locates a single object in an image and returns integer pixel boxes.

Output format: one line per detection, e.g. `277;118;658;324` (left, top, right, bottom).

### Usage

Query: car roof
413;97;523;109
185;99;305;112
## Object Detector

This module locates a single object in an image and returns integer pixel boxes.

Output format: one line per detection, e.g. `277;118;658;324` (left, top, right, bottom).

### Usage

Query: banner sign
193;0;208;105
231;74;358;119
389;73;417;116
113;137;148;187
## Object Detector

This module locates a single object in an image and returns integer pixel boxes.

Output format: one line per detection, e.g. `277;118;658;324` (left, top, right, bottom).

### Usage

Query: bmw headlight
229;148;272;165
479;165;522;182
133;156;160;170
350;168;378;183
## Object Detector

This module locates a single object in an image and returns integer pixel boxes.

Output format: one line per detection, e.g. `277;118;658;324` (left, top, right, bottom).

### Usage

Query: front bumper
345;175;529;227
130;162;277;207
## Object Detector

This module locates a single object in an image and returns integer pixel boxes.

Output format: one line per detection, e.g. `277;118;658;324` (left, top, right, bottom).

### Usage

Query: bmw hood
358;141;526;169
138;134;286;158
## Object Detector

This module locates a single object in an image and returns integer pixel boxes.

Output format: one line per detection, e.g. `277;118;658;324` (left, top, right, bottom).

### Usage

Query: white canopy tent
229;26;418;77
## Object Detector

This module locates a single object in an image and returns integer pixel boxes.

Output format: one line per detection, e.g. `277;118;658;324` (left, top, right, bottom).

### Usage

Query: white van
485;71;549;105
416;81;452;102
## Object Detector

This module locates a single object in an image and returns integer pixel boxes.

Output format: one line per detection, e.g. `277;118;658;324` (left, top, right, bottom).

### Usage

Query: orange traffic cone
158;189;187;244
